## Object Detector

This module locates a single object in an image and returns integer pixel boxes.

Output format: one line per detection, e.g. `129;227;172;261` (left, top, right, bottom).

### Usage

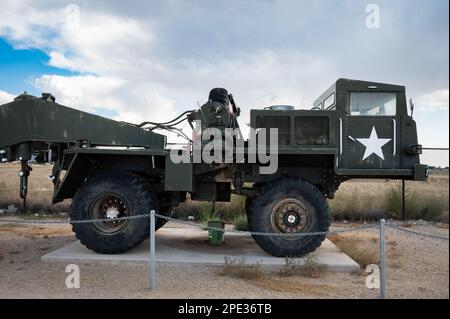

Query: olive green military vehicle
0;79;427;256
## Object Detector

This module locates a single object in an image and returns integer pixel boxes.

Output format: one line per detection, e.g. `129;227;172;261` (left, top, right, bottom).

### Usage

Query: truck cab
251;78;428;184
316;78;426;179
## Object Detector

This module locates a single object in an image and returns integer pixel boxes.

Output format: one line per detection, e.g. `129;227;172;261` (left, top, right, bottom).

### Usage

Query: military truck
0;79;427;256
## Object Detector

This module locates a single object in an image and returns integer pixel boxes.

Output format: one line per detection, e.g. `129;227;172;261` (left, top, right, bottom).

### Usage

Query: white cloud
0;2;334;120
0;1;172;124
48;11;153;75
35;74;125;112
416;89;449;111
0;90;15;104
47;51;77;70
34;74;178;124
0;1;64;49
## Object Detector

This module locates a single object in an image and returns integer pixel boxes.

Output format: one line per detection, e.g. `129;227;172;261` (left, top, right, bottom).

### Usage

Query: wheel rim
88;194;130;234
270;198;312;236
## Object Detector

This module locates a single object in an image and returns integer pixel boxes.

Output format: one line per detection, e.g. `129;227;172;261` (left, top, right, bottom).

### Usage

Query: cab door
339;92;399;170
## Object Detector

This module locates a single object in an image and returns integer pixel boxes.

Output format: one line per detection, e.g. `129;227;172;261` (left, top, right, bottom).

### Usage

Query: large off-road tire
70;171;157;254
247;177;330;257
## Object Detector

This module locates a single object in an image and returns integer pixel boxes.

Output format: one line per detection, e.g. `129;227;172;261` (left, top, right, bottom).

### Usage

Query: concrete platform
41;226;360;272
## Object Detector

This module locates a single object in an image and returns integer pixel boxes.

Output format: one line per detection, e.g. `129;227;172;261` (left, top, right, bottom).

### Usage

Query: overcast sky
0;0;448;157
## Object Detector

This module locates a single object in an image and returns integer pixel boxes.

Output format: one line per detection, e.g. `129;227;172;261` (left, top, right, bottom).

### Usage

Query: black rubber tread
209;88;229;105
70;171;157;254
246;177;330;257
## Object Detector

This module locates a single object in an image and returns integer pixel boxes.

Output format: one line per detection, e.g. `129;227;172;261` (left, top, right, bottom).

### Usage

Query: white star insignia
356;126;391;161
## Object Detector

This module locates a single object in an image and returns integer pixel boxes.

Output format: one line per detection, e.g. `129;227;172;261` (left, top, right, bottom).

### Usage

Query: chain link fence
0;147;448;223
328;148;449;222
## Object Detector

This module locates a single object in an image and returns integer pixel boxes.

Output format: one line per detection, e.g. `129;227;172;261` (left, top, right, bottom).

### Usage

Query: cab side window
294;116;329;145
350;93;396;116
255;115;291;145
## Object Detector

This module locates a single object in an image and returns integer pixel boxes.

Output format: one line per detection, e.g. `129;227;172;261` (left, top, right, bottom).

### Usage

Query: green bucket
208;219;225;245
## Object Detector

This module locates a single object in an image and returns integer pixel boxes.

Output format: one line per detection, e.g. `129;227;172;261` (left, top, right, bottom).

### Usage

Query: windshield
350;92;397;116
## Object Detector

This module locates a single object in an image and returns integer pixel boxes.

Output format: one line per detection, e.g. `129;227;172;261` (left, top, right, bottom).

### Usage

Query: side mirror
409;98;415;117
409;98;415;126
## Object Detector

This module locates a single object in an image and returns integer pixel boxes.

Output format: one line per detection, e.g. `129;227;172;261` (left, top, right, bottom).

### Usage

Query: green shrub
172;195;246;222
344;190;361;216
233;214;249;231
330;189;364;221
410;194;449;222
384;187;448;222
198;202;217;222
213;195;246;222
385;186;403;216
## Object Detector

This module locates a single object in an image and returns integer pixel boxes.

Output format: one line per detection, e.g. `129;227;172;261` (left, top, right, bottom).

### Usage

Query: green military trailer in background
0;79;428;256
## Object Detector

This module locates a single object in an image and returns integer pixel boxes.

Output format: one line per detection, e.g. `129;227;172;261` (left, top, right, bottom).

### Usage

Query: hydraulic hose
137;110;194;127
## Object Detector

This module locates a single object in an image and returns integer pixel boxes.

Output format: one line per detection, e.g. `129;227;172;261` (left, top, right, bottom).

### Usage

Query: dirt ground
0;219;448;299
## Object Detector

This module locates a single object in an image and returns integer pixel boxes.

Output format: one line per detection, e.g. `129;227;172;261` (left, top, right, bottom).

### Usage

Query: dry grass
400;222;414;228
0;224;72;237
0;163;70;214
219;256;334;295
218;257;264;280
249;277;336;296
278;257;325;278
220;256;327;281
327;233;380;269
0;223;24;228
329;175;449;222
328;232;403;270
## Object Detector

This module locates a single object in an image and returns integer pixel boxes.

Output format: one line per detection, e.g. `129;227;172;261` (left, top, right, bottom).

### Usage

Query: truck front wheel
70;171;157;254
247;177;330;257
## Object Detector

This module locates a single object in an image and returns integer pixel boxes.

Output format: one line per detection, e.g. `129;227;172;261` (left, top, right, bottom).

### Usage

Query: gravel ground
0;218;448;299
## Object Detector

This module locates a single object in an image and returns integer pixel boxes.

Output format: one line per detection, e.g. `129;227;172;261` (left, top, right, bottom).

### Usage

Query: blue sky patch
0;38;74;95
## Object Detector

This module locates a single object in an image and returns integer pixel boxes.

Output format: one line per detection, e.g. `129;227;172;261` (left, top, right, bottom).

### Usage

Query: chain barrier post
149;209;156;291
380;218;386;299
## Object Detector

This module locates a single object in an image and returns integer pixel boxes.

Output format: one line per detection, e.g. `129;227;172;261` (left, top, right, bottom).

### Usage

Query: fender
53;148;167;203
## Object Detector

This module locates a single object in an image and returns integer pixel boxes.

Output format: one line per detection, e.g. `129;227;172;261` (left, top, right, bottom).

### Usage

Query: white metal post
380;218;386;299
149;209;156;291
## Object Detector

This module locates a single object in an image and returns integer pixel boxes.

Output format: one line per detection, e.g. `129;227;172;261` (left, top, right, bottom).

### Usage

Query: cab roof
313;78;405;109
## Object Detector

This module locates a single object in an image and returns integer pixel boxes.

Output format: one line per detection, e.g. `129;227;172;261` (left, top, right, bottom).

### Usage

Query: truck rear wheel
70;171;157;254
247;177;330;257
